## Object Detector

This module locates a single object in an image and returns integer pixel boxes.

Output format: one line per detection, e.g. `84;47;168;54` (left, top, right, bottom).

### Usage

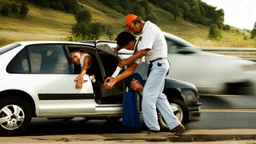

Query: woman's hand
75;75;84;89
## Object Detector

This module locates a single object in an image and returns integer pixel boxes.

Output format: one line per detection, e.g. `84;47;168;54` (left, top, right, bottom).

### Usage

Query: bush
208;24;222;41
11;4;19;15
244;35;250;40
50;2;65;11
63;0;80;14
2;4;11;16
20;3;29;18
223;25;231;31
251;29;256;39
146;13;157;23
75;10;92;24
71;22;90;40
102;24;114;39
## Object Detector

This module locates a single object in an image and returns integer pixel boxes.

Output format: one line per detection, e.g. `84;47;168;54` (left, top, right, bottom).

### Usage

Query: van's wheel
0;96;32;136
158;98;189;130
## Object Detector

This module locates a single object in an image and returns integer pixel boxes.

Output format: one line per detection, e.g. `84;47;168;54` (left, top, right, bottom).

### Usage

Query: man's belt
149;58;167;64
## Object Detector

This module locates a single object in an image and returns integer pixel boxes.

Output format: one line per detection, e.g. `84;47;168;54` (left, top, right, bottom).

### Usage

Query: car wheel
0;96;32;136
158;98;189;130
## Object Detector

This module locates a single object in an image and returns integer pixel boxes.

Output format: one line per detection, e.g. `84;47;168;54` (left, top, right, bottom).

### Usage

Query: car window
166;38;184;54
7;44;71;74
7;47;29;73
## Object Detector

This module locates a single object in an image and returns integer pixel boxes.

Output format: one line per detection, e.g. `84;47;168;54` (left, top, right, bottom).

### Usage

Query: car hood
200;51;256;66
165;77;196;90
199;50;241;60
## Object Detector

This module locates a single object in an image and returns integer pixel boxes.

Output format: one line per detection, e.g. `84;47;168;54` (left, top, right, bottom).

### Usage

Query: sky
201;0;256;30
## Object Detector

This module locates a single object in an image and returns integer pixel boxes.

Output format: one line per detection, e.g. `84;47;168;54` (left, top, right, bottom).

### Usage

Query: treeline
1;1;29;18
26;0;81;14
99;0;157;23
99;0;224;28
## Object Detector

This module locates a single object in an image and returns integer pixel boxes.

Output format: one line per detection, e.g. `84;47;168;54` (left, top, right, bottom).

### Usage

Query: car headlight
241;64;256;71
181;89;197;102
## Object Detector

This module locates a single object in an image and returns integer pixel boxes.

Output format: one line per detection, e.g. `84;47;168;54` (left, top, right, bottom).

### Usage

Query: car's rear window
0;43;21;55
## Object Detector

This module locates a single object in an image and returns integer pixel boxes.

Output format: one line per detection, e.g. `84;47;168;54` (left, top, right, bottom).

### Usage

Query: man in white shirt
107;14;185;136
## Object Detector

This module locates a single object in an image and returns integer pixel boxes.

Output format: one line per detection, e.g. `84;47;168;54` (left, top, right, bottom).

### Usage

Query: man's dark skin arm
114;45;122;56
118;49;149;68
104;63;138;89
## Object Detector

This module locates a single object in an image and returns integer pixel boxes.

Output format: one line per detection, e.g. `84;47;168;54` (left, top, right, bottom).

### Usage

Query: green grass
0;0;255;48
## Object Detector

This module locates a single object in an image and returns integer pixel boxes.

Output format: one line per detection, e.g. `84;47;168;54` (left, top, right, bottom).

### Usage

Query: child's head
115;31;136;50
70;49;81;65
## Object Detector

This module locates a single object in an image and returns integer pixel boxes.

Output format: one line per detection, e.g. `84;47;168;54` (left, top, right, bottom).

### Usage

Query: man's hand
104;77;117;89
75;75;83;89
129;78;143;92
118;58;128;68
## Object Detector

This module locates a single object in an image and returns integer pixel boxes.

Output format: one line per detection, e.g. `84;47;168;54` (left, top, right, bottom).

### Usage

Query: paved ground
1;129;256;144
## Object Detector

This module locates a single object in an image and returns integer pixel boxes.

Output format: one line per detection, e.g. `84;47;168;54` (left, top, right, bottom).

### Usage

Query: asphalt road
186;94;256;129
25;94;256;136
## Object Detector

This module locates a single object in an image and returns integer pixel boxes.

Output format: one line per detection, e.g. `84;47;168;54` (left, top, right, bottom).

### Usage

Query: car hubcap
159;103;183;128
170;103;183;122
0;105;25;130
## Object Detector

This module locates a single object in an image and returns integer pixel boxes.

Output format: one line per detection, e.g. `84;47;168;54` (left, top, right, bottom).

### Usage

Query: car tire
158;98;189;131
0;95;32;136
105;117;121;123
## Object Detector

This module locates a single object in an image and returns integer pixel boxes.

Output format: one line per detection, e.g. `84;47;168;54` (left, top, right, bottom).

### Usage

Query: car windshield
0;43;21;55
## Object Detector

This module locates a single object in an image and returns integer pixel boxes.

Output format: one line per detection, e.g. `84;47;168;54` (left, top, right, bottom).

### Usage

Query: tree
71;22;90;40
20;3;29;18
171;6;183;20
2;4;11;16
75;10;92;24
11;4;19;15
89;22;103;40
223;25;231;31
251;22;256;39
251;29;256;39
146;13;157;23
208;24;222;41
102;24;114;39
133;5;146;19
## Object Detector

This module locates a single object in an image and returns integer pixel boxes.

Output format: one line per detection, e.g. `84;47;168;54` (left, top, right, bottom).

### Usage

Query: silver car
0;41;201;136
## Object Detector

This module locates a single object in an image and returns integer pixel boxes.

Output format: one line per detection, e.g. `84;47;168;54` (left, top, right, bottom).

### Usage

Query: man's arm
118;49;149;68
104;62;138;89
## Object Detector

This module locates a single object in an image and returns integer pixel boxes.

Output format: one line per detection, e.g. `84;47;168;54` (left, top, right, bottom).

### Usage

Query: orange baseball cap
124;14;137;27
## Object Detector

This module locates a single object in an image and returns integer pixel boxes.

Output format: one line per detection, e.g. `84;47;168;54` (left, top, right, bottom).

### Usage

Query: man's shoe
147;130;159;134
171;124;185;136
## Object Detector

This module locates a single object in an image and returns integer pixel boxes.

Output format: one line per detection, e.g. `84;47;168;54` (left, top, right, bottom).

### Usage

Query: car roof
163;32;194;47
14;41;93;46
12;41;116;56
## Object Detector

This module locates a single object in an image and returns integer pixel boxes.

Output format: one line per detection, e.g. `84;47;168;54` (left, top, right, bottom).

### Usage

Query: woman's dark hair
69;49;80;53
115;31;136;47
